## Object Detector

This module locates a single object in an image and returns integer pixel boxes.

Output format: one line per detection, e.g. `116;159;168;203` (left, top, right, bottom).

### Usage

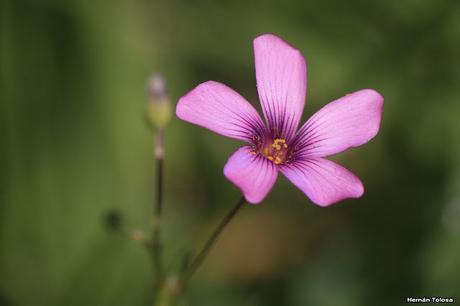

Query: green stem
152;129;165;286
184;196;246;281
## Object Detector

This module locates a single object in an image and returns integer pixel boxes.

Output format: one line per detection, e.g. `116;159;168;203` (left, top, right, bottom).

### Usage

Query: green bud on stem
146;74;172;129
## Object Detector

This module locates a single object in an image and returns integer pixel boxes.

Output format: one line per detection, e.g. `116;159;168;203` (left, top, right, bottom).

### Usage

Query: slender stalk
152;129;165;285
184;196;246;281
155;130;164;216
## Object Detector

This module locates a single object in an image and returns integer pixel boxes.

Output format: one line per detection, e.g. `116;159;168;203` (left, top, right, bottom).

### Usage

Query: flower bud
104;210;123;232
146;74;172;129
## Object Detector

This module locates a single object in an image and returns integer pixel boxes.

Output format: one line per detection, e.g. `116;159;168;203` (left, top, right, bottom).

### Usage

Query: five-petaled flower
176;34;383;206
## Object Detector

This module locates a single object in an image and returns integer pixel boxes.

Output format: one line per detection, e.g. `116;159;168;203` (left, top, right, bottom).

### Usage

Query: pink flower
176;34;383;206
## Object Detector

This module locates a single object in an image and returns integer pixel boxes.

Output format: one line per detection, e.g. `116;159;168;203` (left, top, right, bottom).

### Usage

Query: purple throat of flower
252;136;291;165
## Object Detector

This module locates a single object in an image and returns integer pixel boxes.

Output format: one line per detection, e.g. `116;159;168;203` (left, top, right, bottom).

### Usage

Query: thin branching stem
184;196;246;281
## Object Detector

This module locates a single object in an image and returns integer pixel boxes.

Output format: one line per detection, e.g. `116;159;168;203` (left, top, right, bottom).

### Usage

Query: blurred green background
1;0;460;305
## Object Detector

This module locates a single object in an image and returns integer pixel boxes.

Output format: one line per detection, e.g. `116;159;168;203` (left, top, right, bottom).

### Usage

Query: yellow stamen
260;138;289;165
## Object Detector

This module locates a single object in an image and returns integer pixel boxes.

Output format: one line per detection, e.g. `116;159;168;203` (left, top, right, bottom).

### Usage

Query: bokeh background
2;0;460;305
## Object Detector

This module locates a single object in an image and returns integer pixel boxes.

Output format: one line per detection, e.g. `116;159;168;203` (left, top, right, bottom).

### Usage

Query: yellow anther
259;138;289;165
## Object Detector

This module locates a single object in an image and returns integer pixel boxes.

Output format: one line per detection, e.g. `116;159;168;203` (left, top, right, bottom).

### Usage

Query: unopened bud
154;275;182;306
146;74;172;129
104;210;123;232
165;275;181;296
130;229;146;242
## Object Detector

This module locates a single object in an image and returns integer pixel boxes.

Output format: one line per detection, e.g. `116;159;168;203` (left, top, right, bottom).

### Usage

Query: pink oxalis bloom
176;34;383;206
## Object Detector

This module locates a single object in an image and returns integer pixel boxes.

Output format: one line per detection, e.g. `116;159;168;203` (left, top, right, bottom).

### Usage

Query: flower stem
184;196;246;281
152;129;165;286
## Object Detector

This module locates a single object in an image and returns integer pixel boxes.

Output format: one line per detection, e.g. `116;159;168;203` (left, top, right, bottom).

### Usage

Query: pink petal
224;146;278;204
281;158;364;207
254;34;307;141
176;81;265;142
292;89;384;158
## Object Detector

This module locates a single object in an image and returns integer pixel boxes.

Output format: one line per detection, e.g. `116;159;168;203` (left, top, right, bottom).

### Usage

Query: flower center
259;138;290;165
